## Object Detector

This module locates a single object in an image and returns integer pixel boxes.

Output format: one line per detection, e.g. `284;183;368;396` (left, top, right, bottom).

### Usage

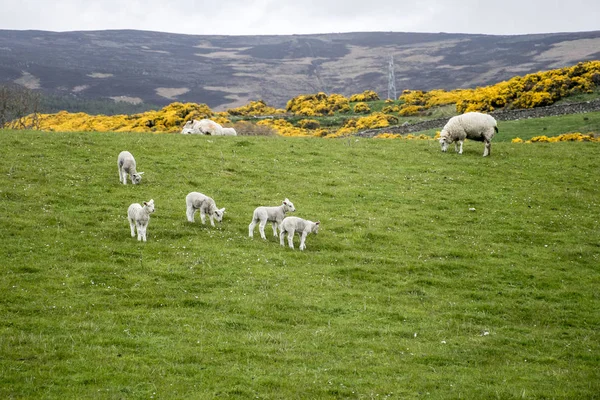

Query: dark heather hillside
1;29;599;110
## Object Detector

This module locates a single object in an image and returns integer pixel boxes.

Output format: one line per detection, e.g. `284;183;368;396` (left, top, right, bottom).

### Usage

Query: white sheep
249;198;296;240
218;127;237;136
438;112;498;156
279;216;320;251
117;151;144;185
185;192;225;227
181;119;223;135
127;199;155;242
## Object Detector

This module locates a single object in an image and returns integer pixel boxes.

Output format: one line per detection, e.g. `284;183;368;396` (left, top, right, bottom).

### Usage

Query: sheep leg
121;170;128;184
128;218;136;237
279;230;286;246
118;166;123;183
483;140;491;157
186;206;195;223
136;221;143;241
299;232;308;251
140;224;147;242
258;220;268;240
271;222;278;238
248;220;257;237
458;140;464;154
287;231;295;249
199;210;206;225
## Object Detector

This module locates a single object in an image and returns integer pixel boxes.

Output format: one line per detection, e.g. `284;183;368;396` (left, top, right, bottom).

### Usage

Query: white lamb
279;216;320;251
181;119;223;135
249;198;296;240
117;151;144;185
219;127;237;136
438;112;498;156
185;192;225;226
127;199;155;242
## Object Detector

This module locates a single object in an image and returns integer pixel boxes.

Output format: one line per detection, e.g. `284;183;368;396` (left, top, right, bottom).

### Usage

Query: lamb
185;192;225;227
181;119;223;135
117;151;144;184
219;127;237;136
127;199;155;242
279;216;320;251
249;198;296;240
438;112;498;156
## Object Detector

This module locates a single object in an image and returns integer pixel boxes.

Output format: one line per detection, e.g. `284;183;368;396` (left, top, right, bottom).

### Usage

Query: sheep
185;192;225;227
248;198;296;240
438;112;498;156
219;127;237;136
127;199;155;242
181;119;223;135
117;151;144;185
279;216;320;251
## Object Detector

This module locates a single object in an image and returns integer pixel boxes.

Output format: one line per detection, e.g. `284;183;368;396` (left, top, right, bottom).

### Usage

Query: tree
0;84;41;129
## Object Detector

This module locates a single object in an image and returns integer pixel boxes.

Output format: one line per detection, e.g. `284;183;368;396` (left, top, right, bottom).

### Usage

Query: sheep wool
439;112;498;156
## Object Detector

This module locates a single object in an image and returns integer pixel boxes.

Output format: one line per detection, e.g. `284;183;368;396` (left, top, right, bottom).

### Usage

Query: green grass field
1;126;599;399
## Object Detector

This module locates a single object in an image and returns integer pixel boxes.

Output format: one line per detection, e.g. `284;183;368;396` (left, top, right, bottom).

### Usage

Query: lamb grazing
249;198;296;240
279;216;320;251
117;151;144;185
438;112;498;156
127;199;155;242
186;192;225;227
181;119;223;135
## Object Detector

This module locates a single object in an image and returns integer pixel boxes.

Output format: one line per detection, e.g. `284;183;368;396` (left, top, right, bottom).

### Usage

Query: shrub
349;90;380;102
353;102;371;114
298;119;321;130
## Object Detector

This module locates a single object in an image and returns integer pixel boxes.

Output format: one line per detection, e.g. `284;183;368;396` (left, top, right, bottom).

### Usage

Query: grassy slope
0;129;599;399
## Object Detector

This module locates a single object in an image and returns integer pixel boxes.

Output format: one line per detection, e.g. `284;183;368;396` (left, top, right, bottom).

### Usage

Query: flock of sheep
118;151;320;250
182;112;498;156
121;111;497;249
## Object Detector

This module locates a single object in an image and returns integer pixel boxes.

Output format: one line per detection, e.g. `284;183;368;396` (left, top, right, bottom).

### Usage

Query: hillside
1;29;600;110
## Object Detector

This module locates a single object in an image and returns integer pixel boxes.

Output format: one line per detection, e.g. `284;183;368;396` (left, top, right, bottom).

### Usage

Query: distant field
0;129;599;399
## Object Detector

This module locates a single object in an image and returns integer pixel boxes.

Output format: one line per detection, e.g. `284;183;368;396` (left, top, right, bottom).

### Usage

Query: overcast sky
2;0;599;36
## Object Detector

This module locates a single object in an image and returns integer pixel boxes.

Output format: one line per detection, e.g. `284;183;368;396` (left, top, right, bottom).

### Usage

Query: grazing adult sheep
181;119;223;135
117;151;144;185
279;216;320;251
438;112;498;156
127;199;155;242
249;198;296;240
186;192;225;227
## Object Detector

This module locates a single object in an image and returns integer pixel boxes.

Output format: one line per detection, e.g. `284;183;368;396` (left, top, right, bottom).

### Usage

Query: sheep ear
143;202;148;206
138;172;145;175
220;208;226;213
315;221;320;225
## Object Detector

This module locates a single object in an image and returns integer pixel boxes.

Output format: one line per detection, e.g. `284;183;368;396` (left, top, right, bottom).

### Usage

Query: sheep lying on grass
439;112;498;156
186;192;225;227
249;198;296;239
279;216;320;251
127;199;155;242
181;119;222;135
219;127;237;136
117;151;144;184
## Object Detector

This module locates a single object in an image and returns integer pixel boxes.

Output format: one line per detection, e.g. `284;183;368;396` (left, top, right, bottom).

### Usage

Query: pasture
0;126;599;399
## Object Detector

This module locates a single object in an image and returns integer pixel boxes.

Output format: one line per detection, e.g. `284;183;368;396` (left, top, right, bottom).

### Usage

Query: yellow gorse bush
20;102;214;133
513;132;600;143
353;102;371;114
227;100;279;116
286;92;350;116
256;119;314;137
374;133;433;140
349;90;380;102
399;61;600;114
